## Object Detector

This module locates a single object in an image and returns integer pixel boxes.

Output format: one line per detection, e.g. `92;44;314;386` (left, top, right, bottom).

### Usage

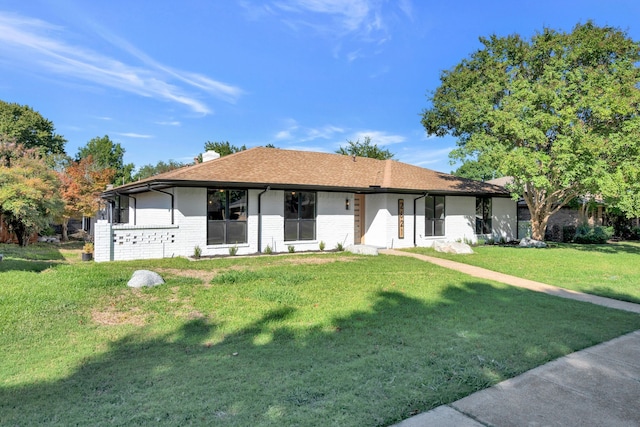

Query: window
207;189;247;245
284;191;316;241
114;195;129;224
425;195;445;236
476;197;492;234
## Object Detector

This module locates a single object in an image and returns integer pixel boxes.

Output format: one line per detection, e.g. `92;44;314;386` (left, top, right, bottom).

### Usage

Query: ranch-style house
95;147;516;262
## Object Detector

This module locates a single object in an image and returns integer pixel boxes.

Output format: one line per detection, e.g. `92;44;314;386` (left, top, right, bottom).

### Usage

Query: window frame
425;195;446;237
114;195;129;224
284;191;316;241
207;188;248;245
475;197;492;235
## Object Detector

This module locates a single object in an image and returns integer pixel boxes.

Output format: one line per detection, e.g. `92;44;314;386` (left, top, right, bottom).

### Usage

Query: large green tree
453;160;501;181
133;159;186;181
336;136;394;160
422;22;640;240
0;137;64;246
204;141;246;157
0;100;66;155
76;135;134;185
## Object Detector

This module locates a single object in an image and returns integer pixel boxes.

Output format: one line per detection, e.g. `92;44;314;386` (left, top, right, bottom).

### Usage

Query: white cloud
155;120;181;126
115;132;153;139
0;12;243;114
264;0;412;54
274;119;343;142
348;130;406;146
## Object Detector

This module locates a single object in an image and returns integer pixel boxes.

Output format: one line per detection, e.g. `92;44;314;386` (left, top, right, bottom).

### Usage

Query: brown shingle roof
106;147;508;196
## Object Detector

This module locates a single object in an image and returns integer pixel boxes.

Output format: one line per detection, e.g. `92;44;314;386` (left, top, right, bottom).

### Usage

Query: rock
37;236;48;242
345;244;379;255
519;237;547;248
127;270;165;288
433;241;474;255
47;237;60;244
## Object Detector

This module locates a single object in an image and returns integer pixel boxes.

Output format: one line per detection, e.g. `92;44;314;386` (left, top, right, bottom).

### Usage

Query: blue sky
1;1;640;173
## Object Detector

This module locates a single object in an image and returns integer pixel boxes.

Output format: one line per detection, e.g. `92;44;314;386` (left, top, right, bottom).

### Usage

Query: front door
353;194;365;244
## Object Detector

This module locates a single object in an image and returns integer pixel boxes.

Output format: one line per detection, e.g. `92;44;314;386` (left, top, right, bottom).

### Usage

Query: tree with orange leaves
58;155;114;241
0;136;63;246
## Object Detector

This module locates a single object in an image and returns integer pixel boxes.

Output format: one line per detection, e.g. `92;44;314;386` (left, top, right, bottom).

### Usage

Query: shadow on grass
2;283;639;426
0;243;68;273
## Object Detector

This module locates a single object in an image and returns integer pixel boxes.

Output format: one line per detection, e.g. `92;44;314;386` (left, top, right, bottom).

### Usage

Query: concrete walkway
380;249;640;426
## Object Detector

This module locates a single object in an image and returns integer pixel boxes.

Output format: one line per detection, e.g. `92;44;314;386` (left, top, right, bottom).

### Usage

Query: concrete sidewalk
394;330;640;427
380;249;640;426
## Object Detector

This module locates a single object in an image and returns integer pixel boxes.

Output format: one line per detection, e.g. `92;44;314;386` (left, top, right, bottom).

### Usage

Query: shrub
562;226;576;243
630;226;640;241
287;245;295;253
83;242;94;254
335;242;344;251
193;245;202;259
573;225;614;244
264;245;273;254
319;241;326;251
229;245;238;256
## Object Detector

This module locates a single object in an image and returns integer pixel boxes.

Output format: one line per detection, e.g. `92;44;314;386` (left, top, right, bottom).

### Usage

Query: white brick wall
95;186;517;261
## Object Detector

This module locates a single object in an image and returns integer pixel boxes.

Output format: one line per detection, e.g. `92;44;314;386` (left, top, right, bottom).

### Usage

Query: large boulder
433;241;474;255
519;237;547;248
127;270;165;288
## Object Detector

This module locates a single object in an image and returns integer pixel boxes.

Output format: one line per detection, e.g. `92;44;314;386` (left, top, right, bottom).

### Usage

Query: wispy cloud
244;0;413;60
114;132;153;139
0;12;243;114
155;120;181;127
347;130;406;146
274;119;344;142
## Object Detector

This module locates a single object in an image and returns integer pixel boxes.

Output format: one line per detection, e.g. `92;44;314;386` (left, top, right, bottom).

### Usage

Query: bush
264;245;273;254
229;245;238;256
562;226;576;243
287;245;295;253
573;225;614;244
319;241;326;251
630;226;640;241
193;245;202;259
335;242;344;251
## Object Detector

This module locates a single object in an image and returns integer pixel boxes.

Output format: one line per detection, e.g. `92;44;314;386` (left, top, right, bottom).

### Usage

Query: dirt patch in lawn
91;287;207;326
273;255;359;265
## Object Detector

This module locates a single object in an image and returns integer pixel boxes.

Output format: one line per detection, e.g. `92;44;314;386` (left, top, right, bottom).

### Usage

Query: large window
114;195;129;224
284;191;316;241
476;197;492;234
207;189;247;245
425;195;445;237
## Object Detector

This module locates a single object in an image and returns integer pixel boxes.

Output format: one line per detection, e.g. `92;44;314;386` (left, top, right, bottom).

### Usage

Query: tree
76;135;134;185
0;101;66;156
453;160;501;181
335;136;394;160
421;22;640;240
133;160;186;181
58;156;115;240
0;137;64;246
204;141;246;157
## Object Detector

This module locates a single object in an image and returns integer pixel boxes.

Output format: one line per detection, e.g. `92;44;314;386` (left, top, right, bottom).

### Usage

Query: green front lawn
1;244;639;426
407;242;640;304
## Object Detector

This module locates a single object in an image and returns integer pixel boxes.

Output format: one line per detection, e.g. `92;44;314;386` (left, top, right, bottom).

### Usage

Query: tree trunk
14;223;29;247
61;218;69;241
530;207;551;241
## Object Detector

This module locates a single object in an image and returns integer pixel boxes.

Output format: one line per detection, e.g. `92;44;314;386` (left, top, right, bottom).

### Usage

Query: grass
407;241;640;304
1;243;640;426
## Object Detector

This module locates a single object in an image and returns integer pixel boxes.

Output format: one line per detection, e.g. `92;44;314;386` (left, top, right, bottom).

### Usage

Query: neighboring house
487;176;605;240
95;148;516;262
